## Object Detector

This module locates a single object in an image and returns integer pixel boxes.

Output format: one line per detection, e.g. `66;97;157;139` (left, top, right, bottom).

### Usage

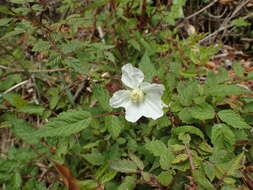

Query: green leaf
204;163;216;181
13;172;22;189
164;0;186;25
3;93;27;109
211;124;235;149
232;18;251;27
83;151;105;166
189;103;215;120
226;152;244;176
99;171;117;184
205;85;251;97
9;0;35;4
178;108;195;123
129;153;144;170
93;83;112;111
0;18;13;26
145;140;168;156
160;151;174;170
172;126;204;140
64;57;89;74
129;39;141;51
110;159;137;173
232;63;244;77
0;5;15;15
177;81;198;106
218;110;251;129
18;104;45;115
118;176;136;190
35;110;91;137
32;40;51;52
139;52;156;81
9;119;39;144
171;154;188;164
105;115;123;139
193;170;216;190
205;69;229;86
157;171;173;186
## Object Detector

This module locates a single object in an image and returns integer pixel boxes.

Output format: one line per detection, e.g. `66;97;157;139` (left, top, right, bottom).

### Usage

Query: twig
185;0;219;20
0;65;67;73
199;12;253;43
92;112;124;118
185;144;196;171
3;80;30;94
97;26;105;43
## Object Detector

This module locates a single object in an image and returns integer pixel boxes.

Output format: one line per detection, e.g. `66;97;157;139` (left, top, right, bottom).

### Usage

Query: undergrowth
0;0;253;189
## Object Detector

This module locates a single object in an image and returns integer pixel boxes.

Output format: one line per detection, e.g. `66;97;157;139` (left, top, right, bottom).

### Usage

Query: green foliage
218;109;251;129
35;110;91;137
0;0;252;189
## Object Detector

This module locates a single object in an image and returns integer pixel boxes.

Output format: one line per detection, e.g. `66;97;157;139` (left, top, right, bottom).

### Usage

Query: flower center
130;88;144;103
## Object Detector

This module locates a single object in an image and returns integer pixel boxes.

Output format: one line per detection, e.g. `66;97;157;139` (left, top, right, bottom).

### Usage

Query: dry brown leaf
53;161;80;190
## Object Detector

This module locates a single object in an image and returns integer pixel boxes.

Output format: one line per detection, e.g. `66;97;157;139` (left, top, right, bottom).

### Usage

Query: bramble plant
0;0;253;190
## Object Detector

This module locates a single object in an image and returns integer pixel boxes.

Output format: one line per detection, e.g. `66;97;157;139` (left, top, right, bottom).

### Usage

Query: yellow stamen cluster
130;88;144;103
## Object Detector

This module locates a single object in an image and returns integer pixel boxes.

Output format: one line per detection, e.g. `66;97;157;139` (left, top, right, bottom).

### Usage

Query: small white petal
142;95;166;119
121;64;144;88
109;90;131;108
125;102;144;122
140;82;165;96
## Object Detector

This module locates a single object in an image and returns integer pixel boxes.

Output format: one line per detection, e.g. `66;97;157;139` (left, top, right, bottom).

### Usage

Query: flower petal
140;82;165;96
125;102;144;122
142;94;166;120
109;90;131;108
121;64;144;88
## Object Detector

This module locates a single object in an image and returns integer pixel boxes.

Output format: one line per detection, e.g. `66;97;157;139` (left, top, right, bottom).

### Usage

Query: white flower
109;64;167;122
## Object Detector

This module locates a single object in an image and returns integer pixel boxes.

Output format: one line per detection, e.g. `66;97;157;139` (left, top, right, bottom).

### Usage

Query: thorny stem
185;144;196;171
92;112;124;118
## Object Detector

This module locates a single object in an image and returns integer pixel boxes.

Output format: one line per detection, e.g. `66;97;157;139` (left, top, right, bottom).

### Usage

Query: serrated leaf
105;115;123;139
129;39;140;51
3;93;27;109
145;140;168;156
211;124;235;149
35;110;91;137
226;152;244;176
32;40;51;52
177;81;199;106
160;151;174;170
139;52;155;81
99;171;117;184
129;153;144;170
205;69;229;86
83;151;105;166
178;108;195;123
64;57;89;74
189;103;215;120
93;83;112;111
232;18;250;27
218;110;251;129
110;159;137;173
8;119;39;144
18;104;45;115
193;170;216;190
205;85;251;96
157;171;173;186
172;126;204;140
171;154;188;164
118;176;136;190
204;163;215;181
